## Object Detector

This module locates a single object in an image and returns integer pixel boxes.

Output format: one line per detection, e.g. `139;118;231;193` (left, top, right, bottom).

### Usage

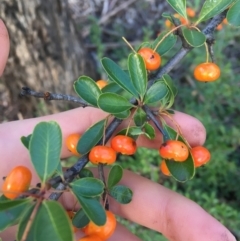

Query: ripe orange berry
66;210;78;233
216;23;223;30
223;18;228;25
160;160;171;176
165;19;173;28
194;63;221;82
111;135;137;155
66;133;81;156
82;210;117;240
79;235;103;241
138;47;161;71
96;80;108;90
2;166;32;199
89;146;116;165
186;7;196;18
159;140;189;162
191;146;211;167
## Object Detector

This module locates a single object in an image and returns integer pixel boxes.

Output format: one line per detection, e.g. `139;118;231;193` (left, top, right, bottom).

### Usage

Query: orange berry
2;166;32;199
159;140;189;162
111;135;137;155
165;19;173;28
216;23;223;30
66;133;81;156
223;18;228;25
186;7;196;18
82;210;116;240
96;80;108;90
160;160;171;176
89;146;116;165
194;63;221;82
138;47;161;71
79;235;103;241
191;146;211;167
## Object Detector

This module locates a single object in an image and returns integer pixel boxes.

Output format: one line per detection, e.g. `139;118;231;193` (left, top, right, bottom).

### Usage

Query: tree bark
0;0;98;121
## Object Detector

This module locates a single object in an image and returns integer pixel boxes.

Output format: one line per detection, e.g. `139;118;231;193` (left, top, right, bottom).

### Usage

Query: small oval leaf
101;58;139;97
79;168;94;178
20;134;32;149
227;0;240;27
182;28;206;47
109;185;133;204
98;93;134;114
196;0;234;24
77;119;105;155
134;108;147;127
143;123;156;139
166;0;187;19
101;82;123;94
72;208;90;228
128;53;147;100
107;165;123;189
29;121;62;183
144;81;168;104
113;110;131;119
70;177;104;197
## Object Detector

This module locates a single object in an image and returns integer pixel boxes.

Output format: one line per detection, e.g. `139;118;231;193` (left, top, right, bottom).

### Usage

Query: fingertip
0;19;10;76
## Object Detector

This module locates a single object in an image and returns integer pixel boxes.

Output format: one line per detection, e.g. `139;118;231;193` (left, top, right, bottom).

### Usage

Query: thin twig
20;87;89;107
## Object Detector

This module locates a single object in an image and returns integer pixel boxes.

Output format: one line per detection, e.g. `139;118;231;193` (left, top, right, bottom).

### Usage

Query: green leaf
101;57;139;97
166;0;187;19
182;28;206;47
74;76;101;107
162;124;195;181
79;168;94;178
113;110;131;119
134;108;147;126
29;121;62;183
144;81;168;104
70;178;104;197
117;127;144;139
152;31;177;56
128;53;147;100
109;185;133;204
20;134;32;149
107;165;123;189
101;82;123;94
74;195;106;226
136;42;152;51
227;0;240;27
0;199;33;231
77;119;105;155
196;0;234;24
98;93;134;114
17;200;73;241
143;123;156;139
72;208;90;228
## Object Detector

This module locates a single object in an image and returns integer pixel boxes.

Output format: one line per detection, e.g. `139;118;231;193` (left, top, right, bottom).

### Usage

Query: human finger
0;19;10;76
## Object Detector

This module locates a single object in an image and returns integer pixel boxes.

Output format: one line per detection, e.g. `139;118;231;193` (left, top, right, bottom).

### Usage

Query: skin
0;19;236;241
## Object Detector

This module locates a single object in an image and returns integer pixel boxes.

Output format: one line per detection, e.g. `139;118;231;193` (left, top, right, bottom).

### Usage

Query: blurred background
0;0;240;240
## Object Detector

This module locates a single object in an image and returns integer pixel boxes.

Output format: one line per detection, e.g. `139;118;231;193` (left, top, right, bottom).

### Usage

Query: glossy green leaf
143;123;156;139
227;0;240;27
74;76;101;107
20;134;32;149
166;0;187;19
144;81;168;104
0;195;8;201
101;58;139;97
72;208;90;228
182;28;206;47
162;74;177;96
152;31;177;56
98;93;134;114
74;195;106;225
117;127;144;139
109;185;133;204
79;168;94;178
0;199;33;231
196;0;234;24
70;177;104;197
107;165;123;189
134;108;147;126
29;121;62;183
128;53;147;100
55;162;63;179
162;124;195;181
17;200;73;241
101;82;123;94
113;110;131;119
77;119;105;155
